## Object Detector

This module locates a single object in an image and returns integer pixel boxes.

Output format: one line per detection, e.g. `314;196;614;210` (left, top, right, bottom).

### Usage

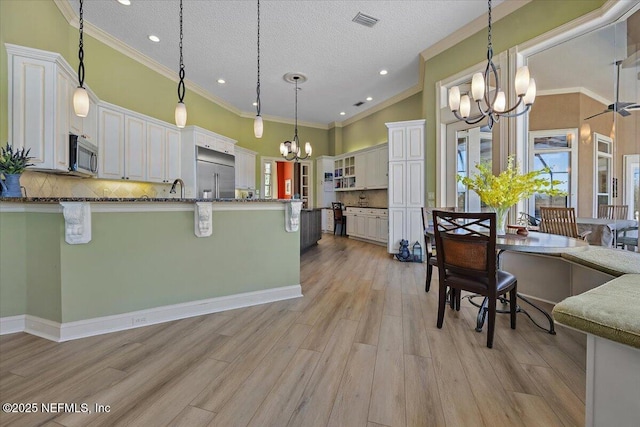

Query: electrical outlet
132;316;147;326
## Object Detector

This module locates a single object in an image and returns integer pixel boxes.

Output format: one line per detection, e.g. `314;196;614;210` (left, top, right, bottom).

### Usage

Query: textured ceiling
66;0;506;126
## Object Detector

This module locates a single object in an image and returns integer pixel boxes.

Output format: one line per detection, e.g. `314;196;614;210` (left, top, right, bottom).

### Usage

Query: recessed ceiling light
252;102;258;106
366;96;373;101
117;0;131;5
217;79;226;84
340;112;346;116
379;70;388;76
148;35;160;42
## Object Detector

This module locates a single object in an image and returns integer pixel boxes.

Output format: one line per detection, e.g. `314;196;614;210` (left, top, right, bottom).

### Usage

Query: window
456;126;492;211
529;129;578;217
594;132;613;215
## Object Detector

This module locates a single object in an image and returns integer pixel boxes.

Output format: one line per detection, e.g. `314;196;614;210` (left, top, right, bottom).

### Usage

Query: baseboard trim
0;285;302;342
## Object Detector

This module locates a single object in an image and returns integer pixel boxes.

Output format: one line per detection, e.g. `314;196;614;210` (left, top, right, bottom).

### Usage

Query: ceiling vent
352;12;379;28
353;101;365;107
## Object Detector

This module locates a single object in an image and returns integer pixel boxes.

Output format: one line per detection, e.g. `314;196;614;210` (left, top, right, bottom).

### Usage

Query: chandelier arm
475;100;491;117
482;60;500;110
497;104;531;119
499;96;525;115
452;110;486;125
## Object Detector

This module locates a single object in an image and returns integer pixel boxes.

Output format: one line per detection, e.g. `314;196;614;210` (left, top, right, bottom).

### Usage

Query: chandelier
448;0;536;129
175;0;187;128
280;74;312;161
73;0;90;117
254;0;263;138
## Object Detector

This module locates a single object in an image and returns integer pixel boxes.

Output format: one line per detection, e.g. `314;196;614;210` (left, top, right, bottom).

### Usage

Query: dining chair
332;202;346;236
598;204;629;220
539;207;591;241
433;210;517;348
422;206;457;293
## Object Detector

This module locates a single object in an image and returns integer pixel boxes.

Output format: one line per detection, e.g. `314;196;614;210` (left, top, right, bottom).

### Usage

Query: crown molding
53;0;242;116
537;87;611;107
419;0;532;62
238;111;329;130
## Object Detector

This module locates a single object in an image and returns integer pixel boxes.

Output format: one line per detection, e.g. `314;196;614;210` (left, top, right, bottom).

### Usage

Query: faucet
169;178;185;198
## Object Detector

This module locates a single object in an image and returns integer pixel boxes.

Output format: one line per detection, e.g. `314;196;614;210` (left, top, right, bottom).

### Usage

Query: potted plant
0;143;34;197
458;156;565;235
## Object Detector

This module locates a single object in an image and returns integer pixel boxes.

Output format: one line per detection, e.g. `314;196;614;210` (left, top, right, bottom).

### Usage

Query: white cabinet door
165;128;181;183
376;146;389;188
125;116;146;181
389;128;405;161
364;150;378;189
377;216;389;243
98;107;125;180
235;150;245;189
355;214;366;237
388;208;405;253
388;161;406;207
365;215;377;240
83;98;98;143
346;214;355;236
407;124;424;160
355;152;367;189
407;207;425;250
246;152;256;189
55;69;71;171
327;209;334;232
146;123;165;183
11;55;55;168
407;160;424;208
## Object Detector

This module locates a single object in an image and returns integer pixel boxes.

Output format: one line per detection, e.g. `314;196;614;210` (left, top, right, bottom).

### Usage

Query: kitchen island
0;198;302;341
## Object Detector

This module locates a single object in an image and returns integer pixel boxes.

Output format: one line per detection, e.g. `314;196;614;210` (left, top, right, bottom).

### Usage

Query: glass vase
491;206;509;236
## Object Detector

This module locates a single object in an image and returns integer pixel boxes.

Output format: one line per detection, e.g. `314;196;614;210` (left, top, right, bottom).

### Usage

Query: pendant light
280;74;312;162
175;0;187;128
73;0;90;117
448;0;536;129
253;0;263;138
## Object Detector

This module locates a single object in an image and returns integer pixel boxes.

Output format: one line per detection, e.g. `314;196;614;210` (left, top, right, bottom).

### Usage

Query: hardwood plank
533;343;586;403
522;364;584;427
300;294;349;352
166;406;215;427
342;278;373;321
286;319;359;427
369;315;405;427
246;349;320;427
354;290;385;346
404;354;445;427
326;343;377;427
207;323;312;427
511;392;564;427
401;292;431;357
383;289;403;317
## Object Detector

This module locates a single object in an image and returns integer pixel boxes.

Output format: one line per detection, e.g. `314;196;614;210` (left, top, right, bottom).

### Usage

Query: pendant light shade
175;0;187;128
254;115;263;138
254;0;263;138
73;0;89;118
175;102;187;128
73;87;90;118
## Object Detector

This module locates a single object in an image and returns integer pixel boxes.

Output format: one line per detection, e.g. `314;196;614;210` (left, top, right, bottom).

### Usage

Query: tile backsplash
336;189;388;208
17;171;171;198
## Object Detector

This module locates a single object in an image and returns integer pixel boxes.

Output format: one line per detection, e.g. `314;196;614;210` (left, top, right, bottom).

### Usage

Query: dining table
576;217;638;247
425;228;589;334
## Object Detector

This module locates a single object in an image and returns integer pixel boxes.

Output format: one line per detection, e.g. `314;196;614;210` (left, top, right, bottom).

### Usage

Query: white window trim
593;132;614;216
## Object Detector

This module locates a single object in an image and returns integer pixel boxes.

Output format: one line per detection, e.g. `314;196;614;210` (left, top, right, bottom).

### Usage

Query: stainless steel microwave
69;134;98;177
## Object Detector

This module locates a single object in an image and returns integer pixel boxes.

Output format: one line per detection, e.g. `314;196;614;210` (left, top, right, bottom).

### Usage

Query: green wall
340;92;423;153
0;207;299;323
421;0;607;194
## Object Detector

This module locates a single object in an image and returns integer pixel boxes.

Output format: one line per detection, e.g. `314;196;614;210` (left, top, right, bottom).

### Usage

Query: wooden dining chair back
539;207;591;241
422;206;457;293
598;204;629;220
332;202;346;236
433;210;517;348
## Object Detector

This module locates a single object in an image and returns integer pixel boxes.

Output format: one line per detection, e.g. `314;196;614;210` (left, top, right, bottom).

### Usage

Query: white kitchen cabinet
98;107;125;180
124;115;146;181
7;44;98;173
386;120;425;254
316;156;335;208
235;147;257;190
325;208;334;232
146;123;181;184
344;207;388;244
335;144;388;191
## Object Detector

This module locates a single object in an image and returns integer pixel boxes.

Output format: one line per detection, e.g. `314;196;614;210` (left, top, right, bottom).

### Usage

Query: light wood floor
0;235;587;427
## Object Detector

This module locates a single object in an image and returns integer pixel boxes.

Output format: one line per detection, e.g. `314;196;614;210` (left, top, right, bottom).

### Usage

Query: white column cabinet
386;120;425;254
124;116;146;181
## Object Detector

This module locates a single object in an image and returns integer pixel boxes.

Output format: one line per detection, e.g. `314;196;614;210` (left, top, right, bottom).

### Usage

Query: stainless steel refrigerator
196;146;235;199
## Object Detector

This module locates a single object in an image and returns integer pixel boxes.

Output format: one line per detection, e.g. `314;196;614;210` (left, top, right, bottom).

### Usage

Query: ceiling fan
584;60;640;120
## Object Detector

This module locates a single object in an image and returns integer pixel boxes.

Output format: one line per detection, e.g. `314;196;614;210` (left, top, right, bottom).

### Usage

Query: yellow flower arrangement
458;156;565;233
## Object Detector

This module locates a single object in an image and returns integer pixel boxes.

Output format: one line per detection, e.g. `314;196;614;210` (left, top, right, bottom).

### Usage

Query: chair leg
425;259;433;292
455;289;462;311
437;283;447;329
449;288;456;309
333;222;337;235
487;297;497;348
510;285;517;330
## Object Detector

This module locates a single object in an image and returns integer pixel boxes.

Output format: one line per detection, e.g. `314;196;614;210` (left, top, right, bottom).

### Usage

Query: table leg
465;294;556;335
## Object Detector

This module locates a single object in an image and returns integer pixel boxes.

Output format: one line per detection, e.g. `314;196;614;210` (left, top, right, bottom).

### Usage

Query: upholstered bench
560;246;640;277
553;274;640;427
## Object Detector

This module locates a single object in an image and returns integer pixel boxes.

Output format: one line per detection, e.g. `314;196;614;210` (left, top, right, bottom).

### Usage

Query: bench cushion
552;274;640;349
561;247;640;277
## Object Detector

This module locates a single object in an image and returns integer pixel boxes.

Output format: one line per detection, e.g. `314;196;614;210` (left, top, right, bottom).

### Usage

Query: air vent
352;12;379;28
353;101;365;107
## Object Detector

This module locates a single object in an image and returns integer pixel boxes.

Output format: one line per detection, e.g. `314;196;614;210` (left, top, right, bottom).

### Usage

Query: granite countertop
0;197;295;203
344;205;388;209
